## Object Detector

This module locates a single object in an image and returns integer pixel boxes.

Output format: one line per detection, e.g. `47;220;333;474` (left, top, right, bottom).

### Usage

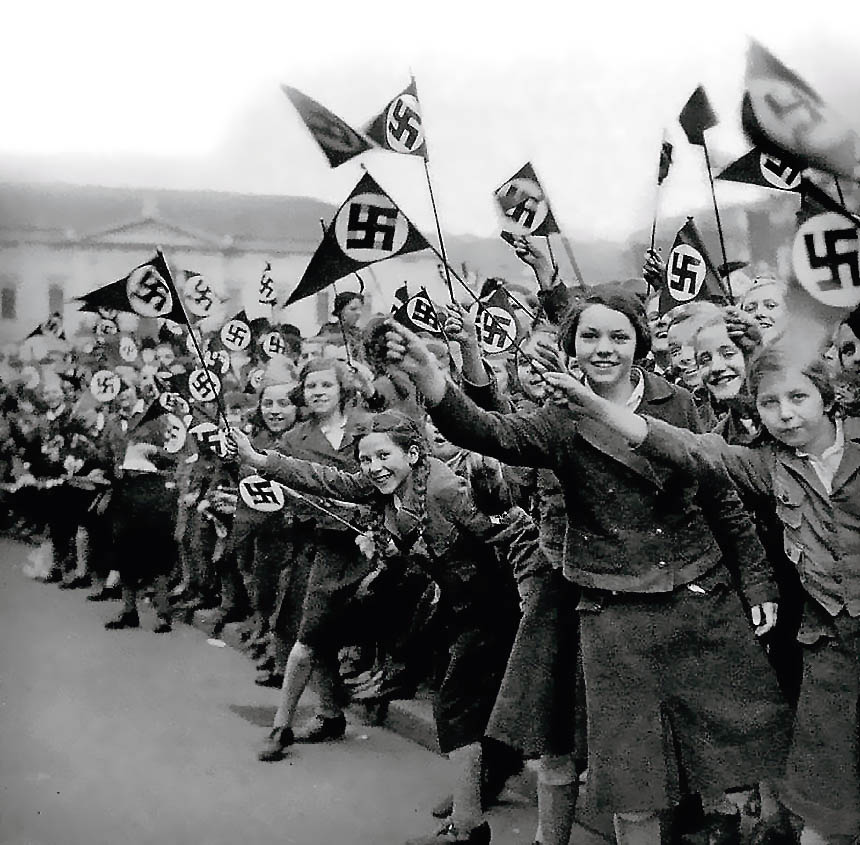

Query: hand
752;602;778;637
442;303;479;349
227;428;265;469
528;338;566;374
355;566;384;599
723;305;762;355
86;468;107;483
643;249;665;291
383;321;449;405
355;531;376;560
211;489;238;515
509;236;554;288
542;372;603;416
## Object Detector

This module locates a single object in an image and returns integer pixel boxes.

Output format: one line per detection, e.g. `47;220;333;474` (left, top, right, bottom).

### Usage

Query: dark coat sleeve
262;451;377;503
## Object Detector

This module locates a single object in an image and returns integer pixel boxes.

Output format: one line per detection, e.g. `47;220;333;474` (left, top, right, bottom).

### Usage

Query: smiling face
646;296;670;354
302;367;340;418
667;321;701;389
260;384;295;433
695;322;746;401
742;282;786;344
755;368;834;455
574;304;637;394
358;432;419;495
339;298;364;329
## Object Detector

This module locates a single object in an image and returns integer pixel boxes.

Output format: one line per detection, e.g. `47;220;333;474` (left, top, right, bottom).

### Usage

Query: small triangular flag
659;218;728;314
493;162;560;236
716;147;803;191
679;86;717;146
364;78;428;160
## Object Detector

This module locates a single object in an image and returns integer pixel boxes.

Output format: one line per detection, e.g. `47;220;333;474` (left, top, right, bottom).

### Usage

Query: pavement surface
0;537;540;845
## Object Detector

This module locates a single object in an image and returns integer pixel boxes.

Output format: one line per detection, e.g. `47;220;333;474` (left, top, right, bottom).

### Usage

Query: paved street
0;538;538;845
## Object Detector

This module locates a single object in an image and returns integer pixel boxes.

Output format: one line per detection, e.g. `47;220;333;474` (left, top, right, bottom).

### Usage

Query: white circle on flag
188;368;222;403
495;178;549;236
220;319;252;352
183;274;216;318
203;349;231;374
405;297;440;333
792;212;860;310
470;304;518;355
247;368;266;391
189;421;229;457
158;392;190;417
334;193;409;263
385;94;424;153
90;369;121;403
758;153;802;190
95;317;118;338
118;335;139;363
666;244;707;303
125;265;173;318
163;413;187;454
260;331;287;358
239;474;285;512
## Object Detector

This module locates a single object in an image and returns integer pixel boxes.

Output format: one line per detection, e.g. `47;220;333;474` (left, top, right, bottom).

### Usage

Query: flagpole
156;248;232;431
422;158;456;303
558;233;586;289
834;176;847;207
700;141;734;302
317;218;354;369
544;235;558;277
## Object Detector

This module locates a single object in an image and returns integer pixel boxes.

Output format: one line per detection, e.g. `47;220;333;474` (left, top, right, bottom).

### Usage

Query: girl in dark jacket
229;409;540;845
383;287;791;845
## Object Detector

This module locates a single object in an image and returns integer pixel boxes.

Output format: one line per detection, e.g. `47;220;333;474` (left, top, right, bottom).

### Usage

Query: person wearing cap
317;290;367;365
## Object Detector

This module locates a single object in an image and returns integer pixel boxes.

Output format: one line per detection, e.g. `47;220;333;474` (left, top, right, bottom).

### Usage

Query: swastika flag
76;252;188;325
679;86;717;147
391;284;443;336
659;218;728;315
493;162;560;237
286;172;431;306
716;147;804;192
470;284;525;356
281;85;372;168
25;312;66;341
742;40;860;181
364;78;428;160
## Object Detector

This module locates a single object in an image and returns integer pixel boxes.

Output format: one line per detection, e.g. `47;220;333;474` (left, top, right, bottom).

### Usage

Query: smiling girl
384;287;791;844
545;343;860;844
229;410;539;845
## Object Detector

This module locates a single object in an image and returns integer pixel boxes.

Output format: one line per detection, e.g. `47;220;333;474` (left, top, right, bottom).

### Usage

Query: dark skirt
296;526;373;650
486;568;579;759
578;577;791;828
112;473;177;583
780;608;860;836
434;611;518;754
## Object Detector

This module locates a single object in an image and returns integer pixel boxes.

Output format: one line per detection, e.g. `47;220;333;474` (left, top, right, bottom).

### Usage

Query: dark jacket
427;370;774;604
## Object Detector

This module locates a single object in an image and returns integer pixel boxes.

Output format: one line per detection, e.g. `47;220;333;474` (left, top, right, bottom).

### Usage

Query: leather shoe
257;726;294;762
152;618;172;634
294;713;347;743
405;821;491;845
59;574;91;590
42;569;63;584
87;588;116;602
105;610;140;630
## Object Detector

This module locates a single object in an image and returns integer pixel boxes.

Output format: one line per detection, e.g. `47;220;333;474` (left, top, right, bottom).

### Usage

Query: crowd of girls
3;239;860;845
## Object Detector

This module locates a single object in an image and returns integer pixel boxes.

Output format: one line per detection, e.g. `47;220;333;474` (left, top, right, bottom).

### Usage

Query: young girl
229;409;538;845
384;287;791;845
549;342;860;844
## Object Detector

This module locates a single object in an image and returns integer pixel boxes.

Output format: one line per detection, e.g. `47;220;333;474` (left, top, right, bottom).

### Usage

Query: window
1;287;16;320
48;283;64;315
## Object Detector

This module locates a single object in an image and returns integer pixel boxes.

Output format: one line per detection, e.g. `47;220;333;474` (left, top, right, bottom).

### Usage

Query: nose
710;351;726;373
594;335;613;355
778;398;794;420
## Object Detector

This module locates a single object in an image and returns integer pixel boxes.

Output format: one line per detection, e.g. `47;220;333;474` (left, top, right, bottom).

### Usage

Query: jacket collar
832;417;860;494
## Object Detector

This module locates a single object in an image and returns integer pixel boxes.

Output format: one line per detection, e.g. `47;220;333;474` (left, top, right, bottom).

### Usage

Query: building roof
0;181;338;251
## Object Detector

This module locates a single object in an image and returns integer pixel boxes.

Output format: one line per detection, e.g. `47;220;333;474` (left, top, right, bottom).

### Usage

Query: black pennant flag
716;147;803;191
364;78;428;160
742;40;860;181
391;284;442;336
493;162;560;237
286;172;431;306
281;85;372;168
679;86;718;146
77;252;188;325
26;312;66;341
659;218;727;314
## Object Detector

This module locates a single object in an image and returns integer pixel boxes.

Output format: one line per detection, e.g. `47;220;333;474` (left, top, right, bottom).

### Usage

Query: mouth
589;360;618;370
370;471;393;487
755;316;774;329
708;372;740;388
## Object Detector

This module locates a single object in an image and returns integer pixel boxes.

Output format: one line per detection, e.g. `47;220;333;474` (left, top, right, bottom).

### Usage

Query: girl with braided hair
229;409;545;845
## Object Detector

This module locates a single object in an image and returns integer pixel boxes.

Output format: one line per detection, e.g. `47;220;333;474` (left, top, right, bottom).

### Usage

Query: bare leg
273;641;315;728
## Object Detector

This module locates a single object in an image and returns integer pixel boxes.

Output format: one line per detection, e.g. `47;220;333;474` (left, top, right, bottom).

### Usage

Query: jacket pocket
774;482;804;529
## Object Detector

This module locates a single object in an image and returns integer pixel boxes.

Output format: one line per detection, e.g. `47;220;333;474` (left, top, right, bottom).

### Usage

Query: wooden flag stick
559;233;586;289
423;158;456;303
834;176;847;207
156;248;231;431
544;235;558;276
317;218;354;369
700;140;734;302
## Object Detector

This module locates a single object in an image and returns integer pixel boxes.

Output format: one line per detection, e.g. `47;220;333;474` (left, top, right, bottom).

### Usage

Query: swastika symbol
184;275;214;317
499;184;541;230
408;297;439;332
477;308;515;353
259;270;276;305
759;153;802;189
90;370;120;401
387;96;423;152
346;204;398;251
763;84;823;146
804;229;860;292
245;482;280;505
262;332;286;356
307;110;360;153
240;474;285;511
188;368;221;403
666;245;706;302
126;266;171;317
792;212;860;309
192;371;215;397
221;319;251;351
225;323;249;346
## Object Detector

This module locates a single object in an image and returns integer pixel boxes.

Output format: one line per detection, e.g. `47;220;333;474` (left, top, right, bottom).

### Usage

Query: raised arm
229;429;375;502
384;321;561;468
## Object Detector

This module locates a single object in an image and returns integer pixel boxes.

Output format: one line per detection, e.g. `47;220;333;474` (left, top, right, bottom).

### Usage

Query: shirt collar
583;368;644;411
795;417;844;461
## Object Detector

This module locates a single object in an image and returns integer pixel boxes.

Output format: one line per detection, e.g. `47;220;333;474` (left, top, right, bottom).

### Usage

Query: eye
721;347;738;359
697;353;711;366
742;302;755;313
759;398;777;408
790;392;809;402
611;332;631;343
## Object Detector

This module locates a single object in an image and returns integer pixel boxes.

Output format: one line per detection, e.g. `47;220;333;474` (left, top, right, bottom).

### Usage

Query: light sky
3;0;860;241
